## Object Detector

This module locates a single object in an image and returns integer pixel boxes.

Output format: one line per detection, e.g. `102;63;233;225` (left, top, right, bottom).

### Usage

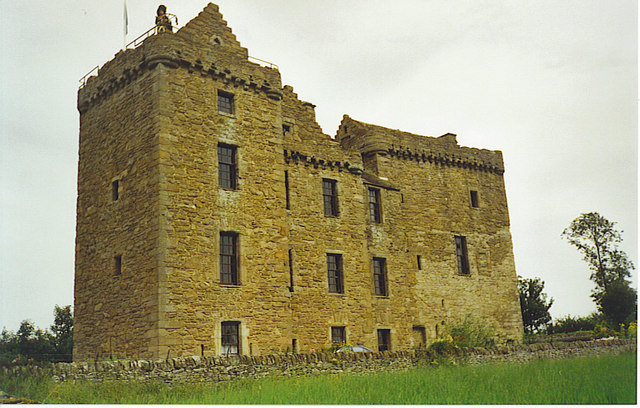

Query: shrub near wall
1;339;635;384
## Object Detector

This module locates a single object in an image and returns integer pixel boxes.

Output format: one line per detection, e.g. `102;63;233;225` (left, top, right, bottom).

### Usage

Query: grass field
1;352;636;404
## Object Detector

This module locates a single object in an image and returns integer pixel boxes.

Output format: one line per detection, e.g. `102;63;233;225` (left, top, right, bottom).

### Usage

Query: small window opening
114;254;122;275
221;321;240;355
288;248;294;292
327;253;344;293
416;255;422;270
112;180;120;201
377;329;391;352
200;344;205;357
217;90;234;115
292;338;297;353
322;179;339;216
470;190;479;208
282;124;291;135
220;232;239;284
455;236;470;275
373;257;388;296
218;144;237;190
284;170;290;210
368;188;382;223
331;326;346;348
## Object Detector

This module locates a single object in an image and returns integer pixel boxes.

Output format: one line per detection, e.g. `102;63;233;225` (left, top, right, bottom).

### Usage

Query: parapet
337;115;505;175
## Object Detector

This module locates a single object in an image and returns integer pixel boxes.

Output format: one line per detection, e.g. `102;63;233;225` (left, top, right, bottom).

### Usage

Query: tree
0;305;73;363
50;305;73;361
562;212;636;325
518;276;553;334
599;282;637;326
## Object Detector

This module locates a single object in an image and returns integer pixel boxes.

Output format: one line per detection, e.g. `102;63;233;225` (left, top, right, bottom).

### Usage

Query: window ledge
219;283;242;287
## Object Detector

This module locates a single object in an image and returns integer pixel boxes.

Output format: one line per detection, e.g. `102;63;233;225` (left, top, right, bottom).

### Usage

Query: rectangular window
377;329;391;352
417;255;422;270
282;124;291;135
284;170;290;210
322;179;339;216
373;257;388;296
114;254;122;275
470;190;479;208
112;180;119;201
221;321;240;355
331;326;346;347
327;253;344;293
218;144;237;189
220;232;239;284
217;90;234;114
368;188;382;222
455;236;470;275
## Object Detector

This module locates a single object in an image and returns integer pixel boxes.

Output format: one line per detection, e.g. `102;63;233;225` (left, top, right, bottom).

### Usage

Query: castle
73;3;523;360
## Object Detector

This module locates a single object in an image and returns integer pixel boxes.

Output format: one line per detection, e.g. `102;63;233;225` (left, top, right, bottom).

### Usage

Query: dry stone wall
3;339;631;384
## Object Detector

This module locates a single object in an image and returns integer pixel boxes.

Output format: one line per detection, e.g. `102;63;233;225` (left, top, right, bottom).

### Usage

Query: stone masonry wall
3;339;631;384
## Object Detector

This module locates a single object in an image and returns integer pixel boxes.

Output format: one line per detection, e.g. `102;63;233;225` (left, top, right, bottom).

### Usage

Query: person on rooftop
155;5;173;33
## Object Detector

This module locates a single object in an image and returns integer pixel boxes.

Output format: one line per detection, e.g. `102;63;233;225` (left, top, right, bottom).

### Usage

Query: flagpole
123;0;128;50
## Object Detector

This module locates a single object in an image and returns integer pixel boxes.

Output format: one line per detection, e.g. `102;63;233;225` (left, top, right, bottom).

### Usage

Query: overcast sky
1;1;637;332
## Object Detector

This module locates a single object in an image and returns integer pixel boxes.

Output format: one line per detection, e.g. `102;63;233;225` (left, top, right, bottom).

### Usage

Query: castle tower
74;3;522;361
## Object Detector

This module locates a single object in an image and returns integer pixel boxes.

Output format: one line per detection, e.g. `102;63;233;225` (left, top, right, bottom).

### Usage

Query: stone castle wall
74;2;524;360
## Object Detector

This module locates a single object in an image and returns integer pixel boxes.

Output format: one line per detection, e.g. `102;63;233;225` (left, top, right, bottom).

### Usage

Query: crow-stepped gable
73;3;524;360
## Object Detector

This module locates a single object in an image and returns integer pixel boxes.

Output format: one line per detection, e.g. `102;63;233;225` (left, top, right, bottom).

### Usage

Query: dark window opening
373;257;388;296
470;190;479;208
292;339;297;353
284;170;290;210
112;180;119;201
322;179;339;216
114;254;122;275
200;344;205;357
377;329;391;352
288;249;294;292
331;326;346;347
220;232;239;284
218;144;237;189
368;188;382;223
455;236;470;276
327;253;344;293
221;321;240;355
417;255;422;270
282;124;291;135
217;90;234;114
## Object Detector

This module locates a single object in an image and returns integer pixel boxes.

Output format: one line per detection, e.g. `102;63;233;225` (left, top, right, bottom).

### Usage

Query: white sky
0;1;637;332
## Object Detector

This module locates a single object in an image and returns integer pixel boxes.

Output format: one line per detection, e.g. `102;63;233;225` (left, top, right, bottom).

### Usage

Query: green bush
427;339;456;355
447;315;495;348
548;314;602;334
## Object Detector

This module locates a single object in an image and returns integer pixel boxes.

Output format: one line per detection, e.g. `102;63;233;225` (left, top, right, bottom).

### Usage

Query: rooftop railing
79;15;278;89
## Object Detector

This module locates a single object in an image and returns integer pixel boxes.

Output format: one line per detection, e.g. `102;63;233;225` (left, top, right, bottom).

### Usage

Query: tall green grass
1;352;636;404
